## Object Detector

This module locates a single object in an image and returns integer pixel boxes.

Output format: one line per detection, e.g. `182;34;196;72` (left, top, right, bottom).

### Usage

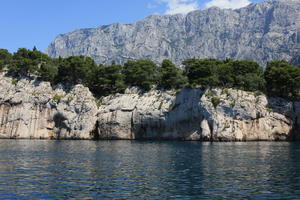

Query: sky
0;0;263;53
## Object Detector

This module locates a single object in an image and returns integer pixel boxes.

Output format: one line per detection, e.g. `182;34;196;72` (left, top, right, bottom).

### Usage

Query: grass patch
211;97;221;109
230;101;235;108
222;88;230;97
53;94;64;103
32;91;41;96
206;90;214;98
67;96;74;102
94;97;102;108
158;101;164;110
11;79;18;86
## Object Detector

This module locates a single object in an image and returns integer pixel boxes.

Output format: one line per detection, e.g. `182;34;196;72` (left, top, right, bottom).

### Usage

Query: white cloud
205;0;252;9
159;0;199;15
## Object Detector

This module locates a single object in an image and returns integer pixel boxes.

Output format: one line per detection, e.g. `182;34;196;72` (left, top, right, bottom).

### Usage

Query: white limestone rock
97;87;297;141
0;73;97;139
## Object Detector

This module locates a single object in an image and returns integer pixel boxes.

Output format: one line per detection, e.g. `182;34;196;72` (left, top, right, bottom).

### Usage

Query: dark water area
0;140;300;199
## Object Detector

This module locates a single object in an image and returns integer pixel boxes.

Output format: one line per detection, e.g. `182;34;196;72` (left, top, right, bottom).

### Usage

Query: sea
0;140;300;199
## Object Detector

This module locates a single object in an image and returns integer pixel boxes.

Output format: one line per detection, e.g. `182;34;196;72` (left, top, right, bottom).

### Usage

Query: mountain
46;0;300;65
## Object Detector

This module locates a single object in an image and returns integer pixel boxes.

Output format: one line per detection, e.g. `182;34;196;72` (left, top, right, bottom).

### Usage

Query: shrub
53;94;64;103
11;78;18;86
158;101;164;110
211;97;221;108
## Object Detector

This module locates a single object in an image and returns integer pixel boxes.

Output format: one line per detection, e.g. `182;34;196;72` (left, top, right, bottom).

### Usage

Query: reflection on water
0;140;300;199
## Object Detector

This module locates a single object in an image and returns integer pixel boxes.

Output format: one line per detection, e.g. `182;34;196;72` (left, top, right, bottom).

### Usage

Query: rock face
200;89;295;141
97;87;297;141
98;88;204;140
0;73;299;141
46;0;300;65
0;73;98;139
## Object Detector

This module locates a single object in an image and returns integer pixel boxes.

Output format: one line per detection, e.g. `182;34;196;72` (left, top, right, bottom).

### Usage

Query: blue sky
0;0;263;53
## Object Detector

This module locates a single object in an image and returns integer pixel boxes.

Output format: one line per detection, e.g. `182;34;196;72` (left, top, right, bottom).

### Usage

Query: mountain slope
46;0;300;65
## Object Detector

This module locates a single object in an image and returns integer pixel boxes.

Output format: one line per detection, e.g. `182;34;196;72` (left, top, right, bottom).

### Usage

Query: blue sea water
0;140;300;199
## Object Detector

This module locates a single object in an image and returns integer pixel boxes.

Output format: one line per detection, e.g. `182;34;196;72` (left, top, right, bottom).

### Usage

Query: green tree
183;58;264;91
159;59;187;90
90;63;126;96
265;60;300;99
183;58;222;88
7;48;52;77
230;60;265;91
38;63;58;82
0;49;12;71
56;56;96;85
123;60;159;91
217;62;234;88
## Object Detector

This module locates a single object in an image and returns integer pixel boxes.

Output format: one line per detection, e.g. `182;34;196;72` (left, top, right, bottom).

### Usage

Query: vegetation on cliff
1;48;300;99
183;58;265;92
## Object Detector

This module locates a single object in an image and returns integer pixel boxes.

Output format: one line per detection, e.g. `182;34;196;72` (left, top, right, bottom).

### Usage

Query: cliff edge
1;74;299;141
98;87;298;141
0;73;98;139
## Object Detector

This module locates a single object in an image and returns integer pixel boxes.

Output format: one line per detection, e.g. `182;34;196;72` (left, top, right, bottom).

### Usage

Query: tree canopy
183;58;265;91
55;56;96;85
159;59;187;90
89;63;126;97
265;60;300;99
0;49;12;71
123;60;159;91
1;47;299;100
6;48;53;77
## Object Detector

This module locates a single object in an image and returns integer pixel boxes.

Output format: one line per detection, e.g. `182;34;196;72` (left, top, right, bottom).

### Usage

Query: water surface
0;140;300;199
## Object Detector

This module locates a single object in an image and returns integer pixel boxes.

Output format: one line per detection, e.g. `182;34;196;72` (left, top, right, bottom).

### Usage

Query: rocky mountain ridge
1;73;300;141
46;0;300;65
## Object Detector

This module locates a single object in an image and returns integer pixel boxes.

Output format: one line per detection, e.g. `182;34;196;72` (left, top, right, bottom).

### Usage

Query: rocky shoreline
1;73;299;141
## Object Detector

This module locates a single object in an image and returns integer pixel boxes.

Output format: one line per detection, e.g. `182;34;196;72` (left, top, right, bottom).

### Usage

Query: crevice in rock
291;102;299;140
263;6;274;35
91;120;100;140
53;113;70;139
207;118;214;142
130;108;136;139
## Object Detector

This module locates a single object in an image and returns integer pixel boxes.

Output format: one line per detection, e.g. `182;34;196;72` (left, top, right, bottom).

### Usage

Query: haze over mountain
46;0;300;65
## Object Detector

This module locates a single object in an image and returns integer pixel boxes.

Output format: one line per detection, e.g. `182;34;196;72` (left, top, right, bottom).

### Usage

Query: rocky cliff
0;73;97;139
46;0;300;65
0;74;299;141
98;87;298;141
